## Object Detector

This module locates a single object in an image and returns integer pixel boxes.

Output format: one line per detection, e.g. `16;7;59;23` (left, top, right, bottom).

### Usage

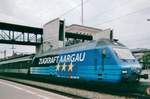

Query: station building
36;18;113;54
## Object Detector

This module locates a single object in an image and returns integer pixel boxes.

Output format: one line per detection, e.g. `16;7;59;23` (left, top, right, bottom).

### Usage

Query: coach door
98;48;106;80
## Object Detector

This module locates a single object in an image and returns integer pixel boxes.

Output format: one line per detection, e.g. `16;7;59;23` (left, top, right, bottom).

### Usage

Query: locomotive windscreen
113;47;135;60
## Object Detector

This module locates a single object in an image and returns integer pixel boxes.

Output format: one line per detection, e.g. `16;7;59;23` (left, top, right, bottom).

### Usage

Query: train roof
0;55;33;65
36;39;125;58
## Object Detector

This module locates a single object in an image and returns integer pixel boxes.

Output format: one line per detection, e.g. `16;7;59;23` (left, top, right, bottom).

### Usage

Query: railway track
0;74;149;99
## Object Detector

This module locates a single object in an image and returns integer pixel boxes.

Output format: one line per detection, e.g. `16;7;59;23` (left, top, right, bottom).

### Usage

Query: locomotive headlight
134;68;141;74
122;70;128;74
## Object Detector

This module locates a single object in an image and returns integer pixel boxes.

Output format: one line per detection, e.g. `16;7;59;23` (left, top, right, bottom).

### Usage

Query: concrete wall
36;18;64;53
36;20;112;54
43;18;64;52
93;29;112;40
66;24;112;40
65;24;102;35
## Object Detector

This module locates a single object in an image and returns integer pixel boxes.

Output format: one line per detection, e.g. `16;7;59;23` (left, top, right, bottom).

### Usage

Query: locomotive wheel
146;87;150;96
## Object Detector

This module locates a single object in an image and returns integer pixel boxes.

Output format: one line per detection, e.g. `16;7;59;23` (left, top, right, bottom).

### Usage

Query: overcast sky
0;0;150;57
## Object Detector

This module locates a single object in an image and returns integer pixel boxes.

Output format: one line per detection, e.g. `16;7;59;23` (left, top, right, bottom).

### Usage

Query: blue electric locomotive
31;39;142;83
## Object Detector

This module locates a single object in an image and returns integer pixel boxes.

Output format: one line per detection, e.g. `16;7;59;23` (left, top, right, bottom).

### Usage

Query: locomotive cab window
113;47;135;60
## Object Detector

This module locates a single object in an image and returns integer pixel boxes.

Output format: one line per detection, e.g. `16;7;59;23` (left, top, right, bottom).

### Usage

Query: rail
0;75;149;99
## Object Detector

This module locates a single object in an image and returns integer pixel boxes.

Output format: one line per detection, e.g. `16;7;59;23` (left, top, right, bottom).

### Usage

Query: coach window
24;61;27;68
23;62;25;68
15;62;18;69
20;62;23;69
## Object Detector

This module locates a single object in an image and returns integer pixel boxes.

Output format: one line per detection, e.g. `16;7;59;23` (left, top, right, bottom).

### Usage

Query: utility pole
4;50;6;58
11;44;15;56
81;0;84;25
0;50;6;59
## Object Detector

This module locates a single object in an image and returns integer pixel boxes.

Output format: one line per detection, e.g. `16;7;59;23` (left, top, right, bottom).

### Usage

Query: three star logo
56;63;60;71
68;62;73;72
61;63;67;71
56;62;74;72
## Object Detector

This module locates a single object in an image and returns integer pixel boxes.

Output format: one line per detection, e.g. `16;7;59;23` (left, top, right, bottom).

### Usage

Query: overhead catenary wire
93;5;150;27
84;0;131;22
